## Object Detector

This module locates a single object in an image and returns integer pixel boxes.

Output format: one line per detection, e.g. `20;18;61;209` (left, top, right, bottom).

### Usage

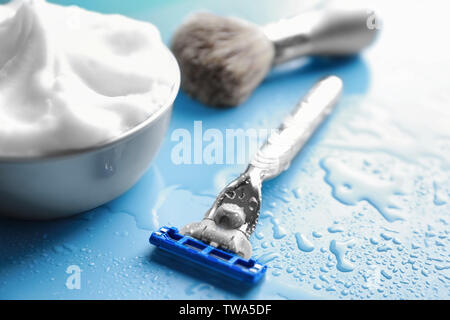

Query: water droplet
329;239;355;272
377;245;392;252
312;231;323;238
380;233;392;241
257;252;279;264
271;217;287;239
328;226;344;233
295;233;314;252
381;269;392;280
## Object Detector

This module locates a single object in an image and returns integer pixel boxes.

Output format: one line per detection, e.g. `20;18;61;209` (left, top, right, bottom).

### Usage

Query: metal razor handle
181;76;343;259
249;75;343;181
263;9;379;65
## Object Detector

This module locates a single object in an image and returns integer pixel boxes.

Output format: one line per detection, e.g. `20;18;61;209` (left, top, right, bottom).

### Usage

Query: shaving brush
171;9;378;107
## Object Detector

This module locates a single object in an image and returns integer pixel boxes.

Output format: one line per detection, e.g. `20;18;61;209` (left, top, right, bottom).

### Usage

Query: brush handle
248;76;342;181
263;9;379;65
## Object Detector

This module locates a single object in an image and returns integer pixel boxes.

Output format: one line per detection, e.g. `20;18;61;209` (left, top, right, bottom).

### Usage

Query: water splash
320;158;406;222
322;96;450;170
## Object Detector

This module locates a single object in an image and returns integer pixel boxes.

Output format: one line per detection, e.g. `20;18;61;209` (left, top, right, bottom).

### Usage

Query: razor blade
149;77;342;285
150;226;267;284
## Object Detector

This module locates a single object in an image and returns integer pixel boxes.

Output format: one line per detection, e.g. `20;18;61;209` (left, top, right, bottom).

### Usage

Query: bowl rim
0;46;180;164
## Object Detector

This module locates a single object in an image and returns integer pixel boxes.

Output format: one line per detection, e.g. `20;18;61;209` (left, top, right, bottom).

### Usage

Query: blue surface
0;0;449;299
150;227;267;284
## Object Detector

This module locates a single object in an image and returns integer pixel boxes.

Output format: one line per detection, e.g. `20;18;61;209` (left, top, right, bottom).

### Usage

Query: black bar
0;299;445;318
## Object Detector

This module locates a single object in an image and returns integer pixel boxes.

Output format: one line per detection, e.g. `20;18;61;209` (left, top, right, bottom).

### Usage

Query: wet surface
0;0;449;299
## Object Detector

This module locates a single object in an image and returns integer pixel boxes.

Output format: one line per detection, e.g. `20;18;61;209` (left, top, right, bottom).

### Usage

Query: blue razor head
149;226;267;284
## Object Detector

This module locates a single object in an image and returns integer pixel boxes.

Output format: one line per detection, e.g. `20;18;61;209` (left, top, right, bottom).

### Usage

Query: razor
150;76;343;284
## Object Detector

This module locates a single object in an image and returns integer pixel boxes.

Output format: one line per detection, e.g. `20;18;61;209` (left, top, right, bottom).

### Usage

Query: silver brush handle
263;9;379;65
248;75;343;181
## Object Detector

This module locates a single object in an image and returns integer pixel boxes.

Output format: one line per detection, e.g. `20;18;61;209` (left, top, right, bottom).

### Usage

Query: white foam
0;0;178;157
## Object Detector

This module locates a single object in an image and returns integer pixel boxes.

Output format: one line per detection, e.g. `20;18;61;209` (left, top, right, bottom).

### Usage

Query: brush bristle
171;12;275;107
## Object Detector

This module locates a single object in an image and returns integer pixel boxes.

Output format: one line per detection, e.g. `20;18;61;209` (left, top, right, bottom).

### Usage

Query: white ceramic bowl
0;46;180;220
